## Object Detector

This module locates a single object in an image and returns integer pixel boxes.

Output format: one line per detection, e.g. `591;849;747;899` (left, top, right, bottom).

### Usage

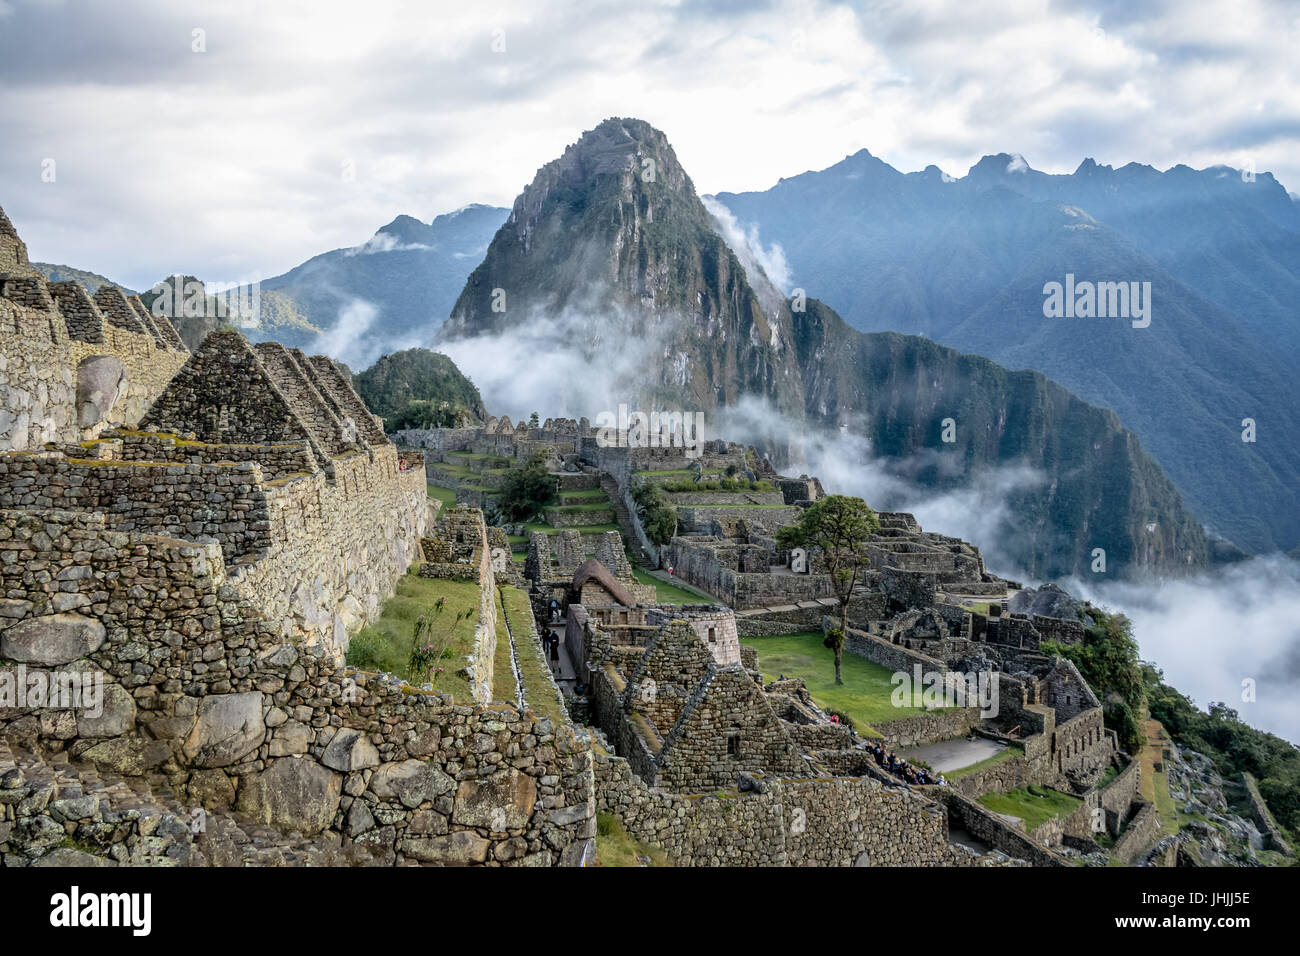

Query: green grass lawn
978;785;1083;832
740;632;930;733
945;743;1023;780
427;483;458;510
345;572;481;702
632;567;710;605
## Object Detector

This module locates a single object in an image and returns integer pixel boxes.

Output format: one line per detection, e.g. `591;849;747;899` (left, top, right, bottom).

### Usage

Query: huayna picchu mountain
437;118;1210;581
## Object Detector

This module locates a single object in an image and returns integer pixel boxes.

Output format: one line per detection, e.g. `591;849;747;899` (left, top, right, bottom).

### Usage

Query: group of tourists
543;629;562;673
862;740;947;787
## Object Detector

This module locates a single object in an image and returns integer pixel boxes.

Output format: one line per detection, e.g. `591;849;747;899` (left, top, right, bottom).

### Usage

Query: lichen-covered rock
453;768;537;829
321;727;379;772
181;691;265;768
0;613;105;665
237;756;342;836
370;759;455;809
75;355;128;427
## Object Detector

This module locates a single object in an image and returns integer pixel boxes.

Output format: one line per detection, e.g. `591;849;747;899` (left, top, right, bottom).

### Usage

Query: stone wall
874;706;984;750
0;452;274;562
1112;800;1162;864
0;440;428;662
936;790;1067;866
594;751;997;867
1242;772;1293;854
0;510;594;866
0;287;187;452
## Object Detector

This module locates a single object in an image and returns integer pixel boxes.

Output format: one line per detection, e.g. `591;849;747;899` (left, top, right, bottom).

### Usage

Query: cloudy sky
1;0;1297;290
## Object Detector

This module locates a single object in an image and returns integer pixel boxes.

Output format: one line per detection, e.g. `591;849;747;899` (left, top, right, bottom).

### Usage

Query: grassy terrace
634;468;697;477
740;632;932;734
559;488;608;501
518;520;621;536
549;501;616;512
596;813;671;867
978;785;1083;832
632;567;709;605
492;593;518;703
1140;718;1181;838
345;571;481;703
499;585;566;724
427;483;458;510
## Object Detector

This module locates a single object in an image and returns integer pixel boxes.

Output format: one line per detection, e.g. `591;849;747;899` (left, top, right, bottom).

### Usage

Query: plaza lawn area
632;567;709;605
978;785;1083;832
344;572;481;702
595;813;671;867
945;743;1023;780
427;483;458;510
740;632;930;733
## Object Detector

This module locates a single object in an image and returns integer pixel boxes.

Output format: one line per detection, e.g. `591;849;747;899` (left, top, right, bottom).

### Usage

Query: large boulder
401;831;490;865
76;680;137;738
452;768;537;830
181;692;265;768
236;757;342;836
75;356;127;427
369;759;455;809
0;613;105;665
321;728;379;772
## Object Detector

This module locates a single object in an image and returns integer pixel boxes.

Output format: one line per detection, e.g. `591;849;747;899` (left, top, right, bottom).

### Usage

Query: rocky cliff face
438;119;1208;579
441;118;806;420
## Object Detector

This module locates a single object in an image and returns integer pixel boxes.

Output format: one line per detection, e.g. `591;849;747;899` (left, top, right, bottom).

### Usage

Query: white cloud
1067;557;1300;744
0;0;1295;289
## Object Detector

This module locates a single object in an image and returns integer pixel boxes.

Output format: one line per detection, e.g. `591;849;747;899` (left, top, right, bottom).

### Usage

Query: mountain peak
969;152;1034;178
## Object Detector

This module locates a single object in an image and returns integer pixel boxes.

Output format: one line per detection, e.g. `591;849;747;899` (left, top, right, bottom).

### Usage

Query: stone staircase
0;740;375;867
599;474;654;567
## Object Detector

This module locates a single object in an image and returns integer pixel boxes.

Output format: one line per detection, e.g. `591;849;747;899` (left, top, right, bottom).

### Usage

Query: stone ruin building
398;413;1157;866
0;206;600;866
0;195;1156;866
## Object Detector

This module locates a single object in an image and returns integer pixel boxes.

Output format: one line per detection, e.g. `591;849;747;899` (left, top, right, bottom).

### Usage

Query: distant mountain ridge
438;117;1210;580
713;149;1300;555
239;204;508;368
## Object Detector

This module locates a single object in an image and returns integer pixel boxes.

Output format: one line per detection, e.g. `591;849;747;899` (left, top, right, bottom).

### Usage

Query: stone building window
727;733;741;757
707;627;716;644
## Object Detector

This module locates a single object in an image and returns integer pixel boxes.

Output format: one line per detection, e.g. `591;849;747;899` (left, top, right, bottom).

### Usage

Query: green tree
528;411;540;428
775;495;880;684
632;483;678;546
498;453;555;521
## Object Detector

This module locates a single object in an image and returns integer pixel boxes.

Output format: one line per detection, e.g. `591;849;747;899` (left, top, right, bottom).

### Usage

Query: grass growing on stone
595;812;671;867
345;571;481;702
945;743;1023;780
632;567;710;605
740;632;930;733
978;785;1083;832
492;601;518;704
499;585;567;725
